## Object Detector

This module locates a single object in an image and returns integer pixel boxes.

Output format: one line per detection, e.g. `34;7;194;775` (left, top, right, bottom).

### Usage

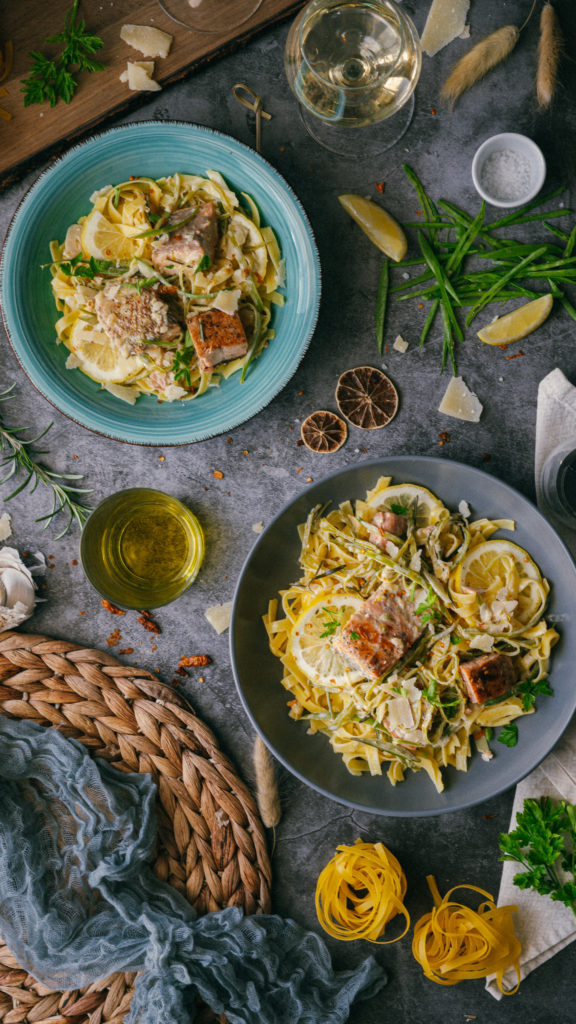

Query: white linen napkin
486;367;576;998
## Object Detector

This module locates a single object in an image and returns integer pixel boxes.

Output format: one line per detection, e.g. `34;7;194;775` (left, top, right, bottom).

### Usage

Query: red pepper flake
151;644;158;651
416;210;422;216
418;303;424;309
288;425;293;431
179;654;211;667
482;813;498;820
101;599;125;615
107;629;122;647
213;469;224;479
306;477;313;483
243;449;249;455
158;455;165;461
431;107;436;115
129;175;136;180
361;448;367;454
481;452;492;462
280;145;285;152
117;647;134;655
375;180;386;193
505;350;525;360
438;430;451;446
296;438;304;447
71;558;78;565
199;676;205;683
296;467;303;474
79;610;86;615
227;437;233;444
384;343;389;352
72;454;79;459
137;610;161;634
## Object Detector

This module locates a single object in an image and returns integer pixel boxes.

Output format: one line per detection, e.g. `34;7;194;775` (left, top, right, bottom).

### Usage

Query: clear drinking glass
157;0;264;33
284;0;422;156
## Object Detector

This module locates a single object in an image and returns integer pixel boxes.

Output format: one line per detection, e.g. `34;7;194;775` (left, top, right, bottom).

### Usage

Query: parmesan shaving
420;0;470;57
120;24;173;59
120;61;161;92
393;334;409;353
252;522;264;534
212;288;241;315
386;540;400;558
469;634;494;652
0;514;12;542
103;382;138;405
458;499;471;518
438;376;483;422
205;600;233;634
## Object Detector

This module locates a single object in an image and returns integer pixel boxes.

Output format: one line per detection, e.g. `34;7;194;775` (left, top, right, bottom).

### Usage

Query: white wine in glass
157;0;264;34
285;0;421;156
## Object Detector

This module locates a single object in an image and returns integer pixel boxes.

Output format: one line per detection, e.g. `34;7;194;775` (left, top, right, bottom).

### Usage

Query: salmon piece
459;652;518;704
95;283;181;354
186;308;247;373
333;584;425;680
369;510;408;548
151;202;219;274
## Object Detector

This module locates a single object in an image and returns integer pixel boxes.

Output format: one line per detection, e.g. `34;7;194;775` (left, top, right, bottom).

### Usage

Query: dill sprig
21;0;105;108
0;385;93;539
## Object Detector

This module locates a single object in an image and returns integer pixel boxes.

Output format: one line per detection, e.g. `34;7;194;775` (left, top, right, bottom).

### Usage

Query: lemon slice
367;483;445;530
477;294;553;346
69;321;145;383
81;210;142;261
451;539;546;627
338;195;407;262
289;594;365;687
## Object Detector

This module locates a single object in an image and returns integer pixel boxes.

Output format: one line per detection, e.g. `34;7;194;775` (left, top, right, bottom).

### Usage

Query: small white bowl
471;132;546;208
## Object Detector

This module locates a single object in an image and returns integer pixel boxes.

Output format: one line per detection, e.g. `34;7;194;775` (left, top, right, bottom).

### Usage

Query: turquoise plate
0;122;321;445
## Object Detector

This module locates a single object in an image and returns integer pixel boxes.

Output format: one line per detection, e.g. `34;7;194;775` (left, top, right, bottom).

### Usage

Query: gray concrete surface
1;1;576;1021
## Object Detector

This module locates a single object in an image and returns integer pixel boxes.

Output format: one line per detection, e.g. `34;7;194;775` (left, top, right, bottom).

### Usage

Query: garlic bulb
0;548;36;631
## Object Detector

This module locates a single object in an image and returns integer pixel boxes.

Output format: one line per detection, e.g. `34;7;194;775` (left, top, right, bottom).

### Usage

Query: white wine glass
157;0;264;34
284;0;422;157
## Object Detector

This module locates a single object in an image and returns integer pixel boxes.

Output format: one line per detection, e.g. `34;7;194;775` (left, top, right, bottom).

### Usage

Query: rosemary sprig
0;386;93;538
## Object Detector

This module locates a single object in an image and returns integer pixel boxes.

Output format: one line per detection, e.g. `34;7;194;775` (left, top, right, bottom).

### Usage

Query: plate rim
0;120;321;446
230;454;576;817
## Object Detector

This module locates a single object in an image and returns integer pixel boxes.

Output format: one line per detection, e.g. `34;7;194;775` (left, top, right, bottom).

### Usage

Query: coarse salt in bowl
471;132;546;208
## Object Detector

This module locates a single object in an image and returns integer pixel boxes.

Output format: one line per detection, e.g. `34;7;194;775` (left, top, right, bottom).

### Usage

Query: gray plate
230;456;576;816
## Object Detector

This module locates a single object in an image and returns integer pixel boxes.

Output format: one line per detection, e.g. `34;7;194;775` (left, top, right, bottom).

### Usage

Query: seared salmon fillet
95;283;181;355
459;652;518;704
151;201;219;274
186;308;248;373
333;584;425;680
369;510;408;548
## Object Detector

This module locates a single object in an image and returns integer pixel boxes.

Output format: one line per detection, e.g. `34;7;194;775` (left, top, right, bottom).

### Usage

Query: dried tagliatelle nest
301;410;347;453
336;366;399;429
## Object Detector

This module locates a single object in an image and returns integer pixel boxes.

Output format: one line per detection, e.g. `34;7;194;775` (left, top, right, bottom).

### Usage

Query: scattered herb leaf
21;0;105;108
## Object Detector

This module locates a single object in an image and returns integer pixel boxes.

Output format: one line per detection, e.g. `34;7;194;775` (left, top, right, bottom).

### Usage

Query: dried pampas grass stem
253;735;281;828
441;25;520;108
537;3;563;109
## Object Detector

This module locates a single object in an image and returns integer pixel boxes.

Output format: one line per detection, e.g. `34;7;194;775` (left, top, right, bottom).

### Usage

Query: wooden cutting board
0;0;304;188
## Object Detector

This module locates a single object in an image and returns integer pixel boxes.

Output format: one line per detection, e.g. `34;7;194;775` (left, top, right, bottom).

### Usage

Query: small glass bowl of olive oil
80;488;205;609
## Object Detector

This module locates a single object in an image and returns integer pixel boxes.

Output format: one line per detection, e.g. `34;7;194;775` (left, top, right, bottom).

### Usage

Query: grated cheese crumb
458;499;471;519
393;335;409;353
205;601;233;634
469;634;494;652
386;540;400;558
252;522;264;534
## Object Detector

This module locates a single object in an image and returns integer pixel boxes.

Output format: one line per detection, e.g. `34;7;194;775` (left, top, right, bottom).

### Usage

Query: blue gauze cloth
0;718;386;1023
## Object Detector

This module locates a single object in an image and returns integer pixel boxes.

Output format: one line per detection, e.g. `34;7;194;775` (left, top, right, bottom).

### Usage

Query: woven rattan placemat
0;631;272;1024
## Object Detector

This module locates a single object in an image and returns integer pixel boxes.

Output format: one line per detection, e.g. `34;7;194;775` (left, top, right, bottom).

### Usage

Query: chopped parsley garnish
416;587;442;626
350;631;360;640
320;607;341;638
390;502;410;516
498;723;519;747
58;254;128;279
196;253;211;273
518;677;553;711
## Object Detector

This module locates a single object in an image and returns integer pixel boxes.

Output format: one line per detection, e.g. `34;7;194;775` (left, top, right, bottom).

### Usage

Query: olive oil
80;489;204;609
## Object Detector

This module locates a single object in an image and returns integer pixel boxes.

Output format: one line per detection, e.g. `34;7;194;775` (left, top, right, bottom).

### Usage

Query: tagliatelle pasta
315;840;410;943
264;476;558;792
412;876;521;993
49;171;284;403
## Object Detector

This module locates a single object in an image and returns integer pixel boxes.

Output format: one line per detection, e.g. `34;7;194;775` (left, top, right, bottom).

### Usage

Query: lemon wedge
367;483;445;530
338;195;407;262
81;210;142;262
69;321;145;384
289;594;365;687
477;294;553;346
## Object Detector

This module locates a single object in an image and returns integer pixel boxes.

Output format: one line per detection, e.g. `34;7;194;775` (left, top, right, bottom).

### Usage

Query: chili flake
505;350;525;360
438;430;451;446
102;599;125;615
179;654;211;668
137;610;161;634
375;180;386;193
213;469;224;479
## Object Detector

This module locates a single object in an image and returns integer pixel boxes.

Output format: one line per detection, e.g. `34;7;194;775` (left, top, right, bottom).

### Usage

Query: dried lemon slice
339;194;408;262
301;410;347;453
477;294;553;346
336;366;398;430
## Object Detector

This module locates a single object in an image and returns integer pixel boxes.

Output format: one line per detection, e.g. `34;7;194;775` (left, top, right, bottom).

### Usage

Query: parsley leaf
416;587;442;626
390;502;410;516
497;723;518;747
499;797;576;916
21;0;105;108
